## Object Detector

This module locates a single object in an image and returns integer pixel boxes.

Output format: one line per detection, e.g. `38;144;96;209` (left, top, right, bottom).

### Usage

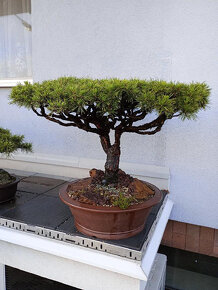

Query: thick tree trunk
104;144;120;185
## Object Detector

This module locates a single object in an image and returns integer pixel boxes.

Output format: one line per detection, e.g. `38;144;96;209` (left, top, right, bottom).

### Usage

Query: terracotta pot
59;180;162;240
0;177;19;203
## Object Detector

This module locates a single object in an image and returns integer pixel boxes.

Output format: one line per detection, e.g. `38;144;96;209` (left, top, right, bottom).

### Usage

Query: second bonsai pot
59;181;162;240
0;177;19;203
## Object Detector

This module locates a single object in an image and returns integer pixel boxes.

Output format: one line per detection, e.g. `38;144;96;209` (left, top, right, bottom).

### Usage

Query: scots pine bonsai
10;77;210;185
0;128;32;184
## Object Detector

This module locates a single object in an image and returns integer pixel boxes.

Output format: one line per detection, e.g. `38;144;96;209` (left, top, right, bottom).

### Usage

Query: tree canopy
10;77;210;183
10;77;210;139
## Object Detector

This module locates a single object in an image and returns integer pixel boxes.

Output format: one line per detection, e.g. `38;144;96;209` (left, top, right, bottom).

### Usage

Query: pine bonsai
0;128;32;184
9;77;210;237
10;77;210;186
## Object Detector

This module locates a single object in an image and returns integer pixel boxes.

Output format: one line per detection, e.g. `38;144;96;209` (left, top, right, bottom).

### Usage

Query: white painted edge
0;264;6;290
0;152;169;180
0;78;33;87
141;199;174;277
0;153;169;189
0;226;147;281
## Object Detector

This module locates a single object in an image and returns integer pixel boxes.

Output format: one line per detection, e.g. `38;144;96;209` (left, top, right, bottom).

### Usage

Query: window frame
0;78;33;87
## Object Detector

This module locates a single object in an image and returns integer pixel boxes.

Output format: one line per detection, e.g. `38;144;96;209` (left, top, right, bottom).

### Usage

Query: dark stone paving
3;194;72;228
17;175;66;194
0;173;167;251
0;191;38;216
44;181;70;197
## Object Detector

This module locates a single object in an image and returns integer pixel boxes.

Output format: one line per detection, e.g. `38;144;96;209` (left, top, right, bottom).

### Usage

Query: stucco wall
1;0;218;228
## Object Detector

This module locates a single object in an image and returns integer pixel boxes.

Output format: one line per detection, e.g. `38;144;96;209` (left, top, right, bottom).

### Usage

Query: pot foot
75;222;146;240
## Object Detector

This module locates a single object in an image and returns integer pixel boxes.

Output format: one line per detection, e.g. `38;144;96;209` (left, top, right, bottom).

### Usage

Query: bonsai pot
59;181;162;240
0;177;19;203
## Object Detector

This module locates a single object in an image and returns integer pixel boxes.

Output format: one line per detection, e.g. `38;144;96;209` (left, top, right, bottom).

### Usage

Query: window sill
0;78;33;88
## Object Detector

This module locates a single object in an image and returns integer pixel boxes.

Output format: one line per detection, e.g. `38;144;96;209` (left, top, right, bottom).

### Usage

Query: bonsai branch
31;106;103;134
124;113;167;134
135;125;164;135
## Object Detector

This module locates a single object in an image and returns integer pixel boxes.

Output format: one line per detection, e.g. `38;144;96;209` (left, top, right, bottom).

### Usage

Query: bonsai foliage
0;128;32;184
0;128;32;156
10;77;210;184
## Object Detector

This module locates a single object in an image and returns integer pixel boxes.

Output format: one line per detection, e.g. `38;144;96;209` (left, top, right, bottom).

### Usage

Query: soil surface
0;169;15;185
67;169;155;209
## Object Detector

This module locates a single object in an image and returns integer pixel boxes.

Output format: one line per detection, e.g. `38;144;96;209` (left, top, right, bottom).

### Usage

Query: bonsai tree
9;77;210;238
0;127;32;184
10;77;210;185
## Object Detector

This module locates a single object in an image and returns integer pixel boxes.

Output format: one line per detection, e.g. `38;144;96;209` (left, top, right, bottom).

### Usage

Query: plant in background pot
0;128;32;203
10;78;210;239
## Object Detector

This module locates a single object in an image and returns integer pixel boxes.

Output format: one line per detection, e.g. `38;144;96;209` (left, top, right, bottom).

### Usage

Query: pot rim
59;180;162;213
0;176;20;189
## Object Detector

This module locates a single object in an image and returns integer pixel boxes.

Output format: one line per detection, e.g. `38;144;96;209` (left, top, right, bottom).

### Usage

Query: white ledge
0;226;146;281
0;78;33;87
0;152;170;189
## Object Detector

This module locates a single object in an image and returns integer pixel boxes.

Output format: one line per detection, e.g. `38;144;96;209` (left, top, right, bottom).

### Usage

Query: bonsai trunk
104;144;120;185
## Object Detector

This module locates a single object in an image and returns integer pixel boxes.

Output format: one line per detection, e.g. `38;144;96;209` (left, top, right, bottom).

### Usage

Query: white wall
1;0;218;228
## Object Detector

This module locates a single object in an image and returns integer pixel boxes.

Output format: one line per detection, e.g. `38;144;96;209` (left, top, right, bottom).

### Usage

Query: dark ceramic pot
0;177;19;203
59;180;162;240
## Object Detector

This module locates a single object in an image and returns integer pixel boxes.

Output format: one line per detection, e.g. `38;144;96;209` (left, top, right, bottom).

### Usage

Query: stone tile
199;239;214;256
45;182;69;197
200;226;214;241
45;179;78;197
17;176;66;194
161;238;172;247
185;236;199;253
161;239;167;245
214;229;218;248
166;220;173;233
213;246;218;255
2;194;72;229
69;178;77;182
187;224;200;239
173;221;187;235
0;191;38;216
15;175;27;181
35;173;73;181
162;220;173;243
3;168;36;177
172;232;186;250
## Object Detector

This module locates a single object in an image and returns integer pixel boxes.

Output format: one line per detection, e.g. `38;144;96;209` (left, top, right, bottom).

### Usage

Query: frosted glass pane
0;0;32;79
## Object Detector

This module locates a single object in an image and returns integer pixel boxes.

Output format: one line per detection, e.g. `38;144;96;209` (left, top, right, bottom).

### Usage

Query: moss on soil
68;184;138;209
67;170;155;210
0;169;15;185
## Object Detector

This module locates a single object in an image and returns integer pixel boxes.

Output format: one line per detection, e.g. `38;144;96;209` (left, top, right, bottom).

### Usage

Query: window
0;0;32;80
